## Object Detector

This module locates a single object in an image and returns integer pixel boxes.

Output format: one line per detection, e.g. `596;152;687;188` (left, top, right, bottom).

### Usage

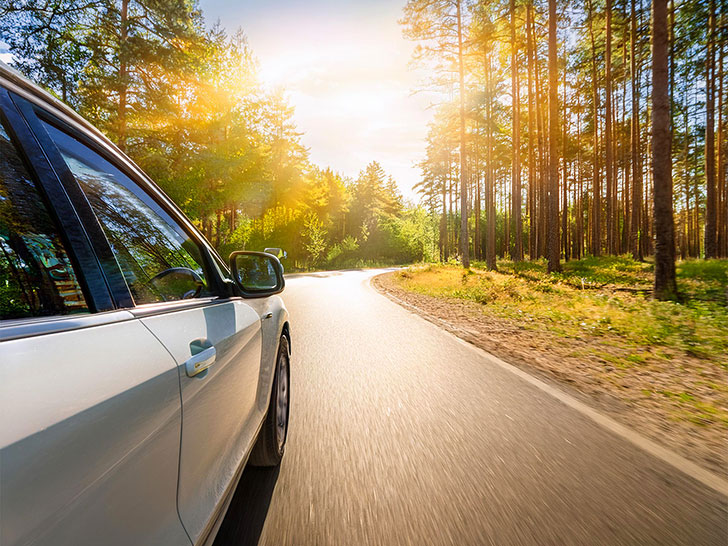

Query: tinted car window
0;121;87;319
43;121;212;305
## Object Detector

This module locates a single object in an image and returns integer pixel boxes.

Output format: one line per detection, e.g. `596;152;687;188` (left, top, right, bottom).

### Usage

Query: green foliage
1;2;441;270
326;236;359;268
302;213;326;268
397;257;728;366
0;0;93;106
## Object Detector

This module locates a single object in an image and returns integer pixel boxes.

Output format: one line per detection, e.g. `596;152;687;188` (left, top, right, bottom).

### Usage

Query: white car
0;62;291;546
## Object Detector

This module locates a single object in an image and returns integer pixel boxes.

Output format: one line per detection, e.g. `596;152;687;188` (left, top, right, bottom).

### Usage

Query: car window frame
24;101;235;310
0;86;113;323
10;93;136;309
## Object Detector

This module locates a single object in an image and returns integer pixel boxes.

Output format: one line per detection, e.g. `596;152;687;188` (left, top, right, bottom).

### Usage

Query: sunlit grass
392;257;728;432
396;257;728;366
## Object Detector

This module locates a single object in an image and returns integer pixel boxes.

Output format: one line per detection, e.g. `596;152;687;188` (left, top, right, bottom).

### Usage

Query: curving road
215;269;727;546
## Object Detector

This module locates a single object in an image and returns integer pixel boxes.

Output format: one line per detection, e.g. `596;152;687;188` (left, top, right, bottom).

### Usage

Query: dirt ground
373;272;728;476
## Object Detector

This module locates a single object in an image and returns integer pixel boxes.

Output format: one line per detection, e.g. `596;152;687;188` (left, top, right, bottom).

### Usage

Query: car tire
249;335;290;467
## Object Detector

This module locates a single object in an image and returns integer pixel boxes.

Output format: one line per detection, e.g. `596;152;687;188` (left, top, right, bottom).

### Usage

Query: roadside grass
393;257;728;430
396;257;728;364
384;257;728;468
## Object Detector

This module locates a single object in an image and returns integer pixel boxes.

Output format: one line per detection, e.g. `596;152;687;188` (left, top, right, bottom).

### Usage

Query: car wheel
250;335;290;467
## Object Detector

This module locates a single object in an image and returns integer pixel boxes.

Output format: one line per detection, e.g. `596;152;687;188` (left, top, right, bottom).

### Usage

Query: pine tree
547;0;562;272
652;0;678;300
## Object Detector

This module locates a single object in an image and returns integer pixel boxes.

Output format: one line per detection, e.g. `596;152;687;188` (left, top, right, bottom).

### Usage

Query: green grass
393;257;728;431
395;257;728;367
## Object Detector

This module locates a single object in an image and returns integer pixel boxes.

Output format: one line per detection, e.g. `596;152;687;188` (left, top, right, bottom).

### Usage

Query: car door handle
185;346;216;377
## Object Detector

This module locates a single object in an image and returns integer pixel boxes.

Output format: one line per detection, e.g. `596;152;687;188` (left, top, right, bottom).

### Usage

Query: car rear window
0;120;88;320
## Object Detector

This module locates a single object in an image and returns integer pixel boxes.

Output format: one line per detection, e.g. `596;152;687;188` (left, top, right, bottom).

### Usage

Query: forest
403;0;726;299
1;0;726;292
0;0;439;270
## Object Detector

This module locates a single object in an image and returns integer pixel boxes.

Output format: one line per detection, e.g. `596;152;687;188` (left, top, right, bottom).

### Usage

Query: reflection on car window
43;121;211;305
0;122;87;320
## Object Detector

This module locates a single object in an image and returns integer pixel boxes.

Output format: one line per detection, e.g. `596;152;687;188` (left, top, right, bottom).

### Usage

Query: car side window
42;121;213;305
0;120;88;320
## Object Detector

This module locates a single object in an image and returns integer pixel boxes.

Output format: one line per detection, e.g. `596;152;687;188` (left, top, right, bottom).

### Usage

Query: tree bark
705;0;717;258
718;21;726;257
486;51;497;270
475;129;482;260
605;0;615;254
652;0;677;300
441;175;448;261
511;0;523;261
534;12;547;259
117;0;129;152
562;44;569;261
577;93;584;259
456;0;470;267
587;0;601;256
526;1;537;260
621;33;630;254
547;0;561;272
629;0;643;260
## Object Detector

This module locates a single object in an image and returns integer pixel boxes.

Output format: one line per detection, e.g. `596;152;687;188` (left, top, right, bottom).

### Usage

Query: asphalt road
215;269;727;546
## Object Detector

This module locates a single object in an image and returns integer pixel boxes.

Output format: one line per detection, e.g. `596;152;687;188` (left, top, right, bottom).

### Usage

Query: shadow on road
213;464;281;546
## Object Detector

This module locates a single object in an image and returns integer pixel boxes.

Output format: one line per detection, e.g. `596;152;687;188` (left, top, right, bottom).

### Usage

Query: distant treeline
1;0;438;269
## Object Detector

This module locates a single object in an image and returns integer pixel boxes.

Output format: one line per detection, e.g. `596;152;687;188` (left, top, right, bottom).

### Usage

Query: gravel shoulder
373;271;727;476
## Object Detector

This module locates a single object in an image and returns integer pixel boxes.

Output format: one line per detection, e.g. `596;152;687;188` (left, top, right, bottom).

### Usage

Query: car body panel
0;62;291;546
0;315;190;546
139;299;265;544
243;295;291;413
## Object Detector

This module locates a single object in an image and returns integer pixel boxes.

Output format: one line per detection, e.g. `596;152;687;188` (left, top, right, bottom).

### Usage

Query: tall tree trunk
511;0;523;261
621;33;630;254
705;0;717;258
643;92;653;257
441;177;448;261
117;0;129;152
456;0;470;267
534;14;547;259
526;1;537;260
629;0;643;260
693;129;701;256
439;176;448;262
652;0;677;300
215;210;222;249
718;24;726;257
605;0;615;254
577;93;584;259
505;181;510;256
684;88;692;256
547;0;561;272
486;51;497;270
587;0;601;256
562;45;569;261
475;130;482;260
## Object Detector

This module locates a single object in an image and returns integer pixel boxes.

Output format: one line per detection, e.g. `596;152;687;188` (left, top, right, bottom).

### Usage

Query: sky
198;0;433;201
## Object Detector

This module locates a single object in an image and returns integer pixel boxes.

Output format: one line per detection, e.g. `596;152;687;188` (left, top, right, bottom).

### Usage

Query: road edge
369;273;728;499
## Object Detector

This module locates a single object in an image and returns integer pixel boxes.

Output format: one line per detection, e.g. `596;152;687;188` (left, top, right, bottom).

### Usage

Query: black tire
249;335;290;467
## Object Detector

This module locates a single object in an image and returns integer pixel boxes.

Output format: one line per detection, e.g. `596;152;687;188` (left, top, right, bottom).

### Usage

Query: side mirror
229;251;285;298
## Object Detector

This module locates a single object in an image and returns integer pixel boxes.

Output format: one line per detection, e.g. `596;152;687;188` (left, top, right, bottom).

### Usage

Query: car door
0;89;189;546
38;116;267;544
